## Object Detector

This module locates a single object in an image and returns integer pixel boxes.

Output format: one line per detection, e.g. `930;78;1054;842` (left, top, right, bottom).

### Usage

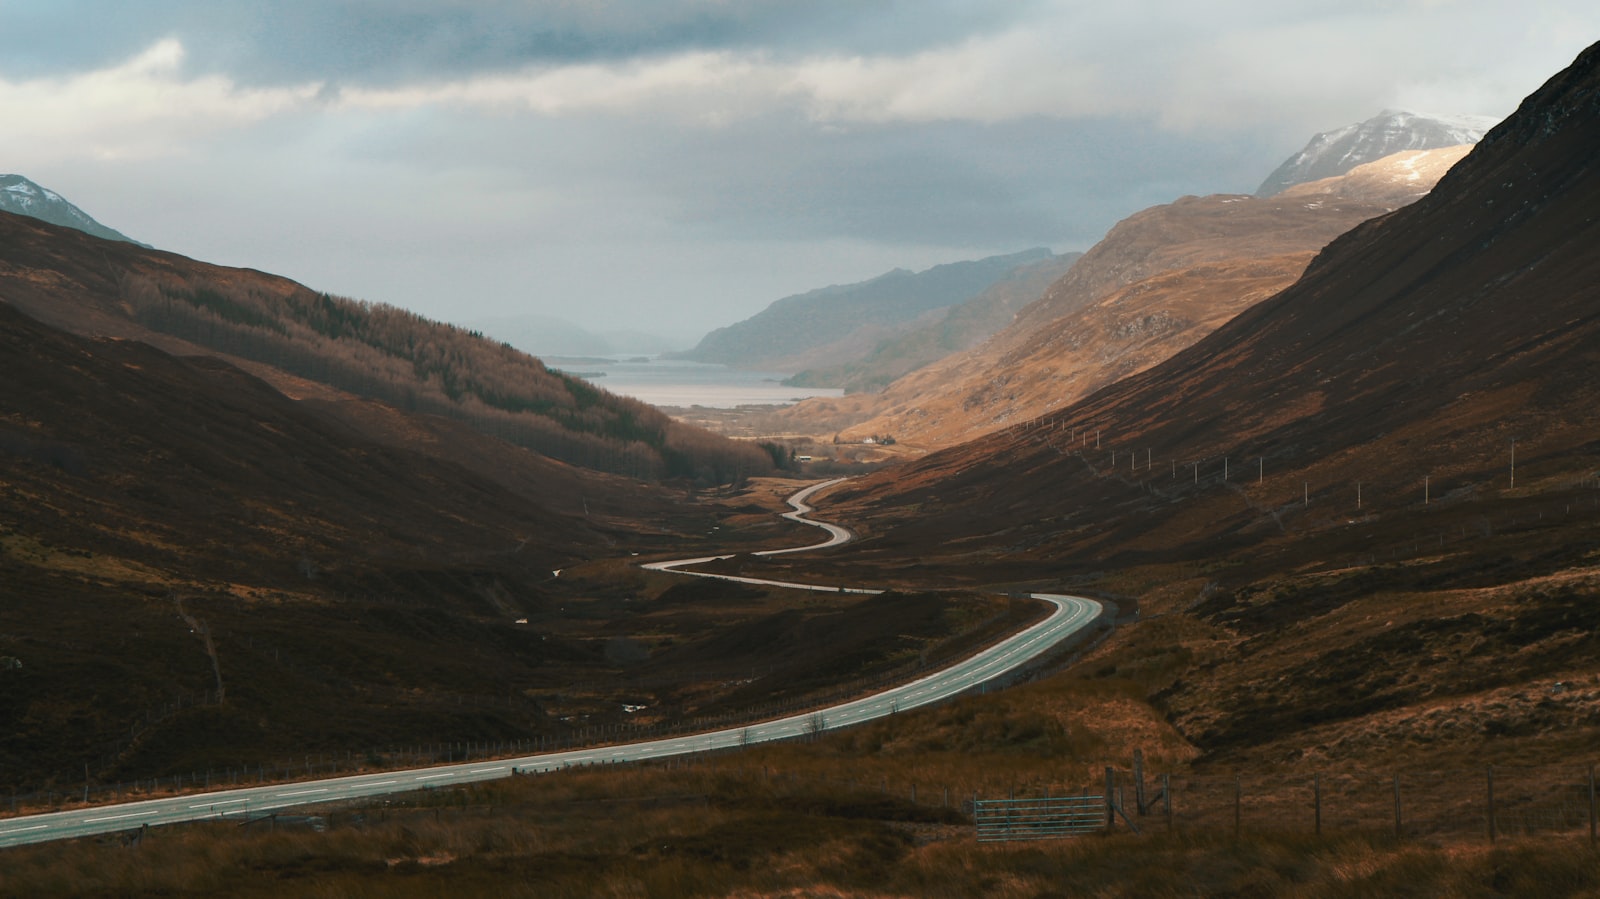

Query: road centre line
83;810;160;823
188;798;249;809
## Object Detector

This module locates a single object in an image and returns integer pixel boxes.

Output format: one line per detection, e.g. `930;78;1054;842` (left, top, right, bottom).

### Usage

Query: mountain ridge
0;174;146;245
751;39;1600;773
0;209;774;484
776;144;1473;448
677;248;1058;371
1255;109;1498;196
781;251;1081;393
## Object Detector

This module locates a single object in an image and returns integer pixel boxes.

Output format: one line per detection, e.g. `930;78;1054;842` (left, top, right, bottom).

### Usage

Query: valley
0;481;1100;849
3;18;1600;899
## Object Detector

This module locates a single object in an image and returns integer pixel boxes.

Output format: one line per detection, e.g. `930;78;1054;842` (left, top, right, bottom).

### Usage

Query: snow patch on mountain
0;174;145;246
1256;110;1500;197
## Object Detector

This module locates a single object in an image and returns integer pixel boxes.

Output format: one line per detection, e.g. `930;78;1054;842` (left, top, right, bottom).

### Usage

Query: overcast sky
3;2;1596;348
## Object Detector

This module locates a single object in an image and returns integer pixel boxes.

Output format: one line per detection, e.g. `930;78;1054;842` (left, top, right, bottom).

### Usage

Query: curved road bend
0;480;1102;849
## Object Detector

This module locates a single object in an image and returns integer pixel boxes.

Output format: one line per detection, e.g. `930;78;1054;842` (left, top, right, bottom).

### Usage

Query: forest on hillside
119;273;777;483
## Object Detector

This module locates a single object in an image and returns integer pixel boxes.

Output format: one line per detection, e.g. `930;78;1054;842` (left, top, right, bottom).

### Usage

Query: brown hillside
4;294;991;793
0;211;773;484
779;146;1470;449
0;297;644;789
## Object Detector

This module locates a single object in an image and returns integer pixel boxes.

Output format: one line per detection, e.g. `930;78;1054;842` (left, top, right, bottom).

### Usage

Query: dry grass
10;767;1600;898
9;656;1600;897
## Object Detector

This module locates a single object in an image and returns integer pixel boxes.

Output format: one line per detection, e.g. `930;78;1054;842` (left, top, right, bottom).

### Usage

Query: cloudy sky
3;2;1596;348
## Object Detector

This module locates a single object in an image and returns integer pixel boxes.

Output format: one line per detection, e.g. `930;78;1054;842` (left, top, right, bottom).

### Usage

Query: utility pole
1424;476;1430;505
1258;457;1263;485
1357;481;1362;510
1510;439;1516;489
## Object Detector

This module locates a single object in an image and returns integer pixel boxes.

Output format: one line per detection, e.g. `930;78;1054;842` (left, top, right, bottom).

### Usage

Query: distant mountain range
779;143;1474;447
782;251;1081;393
1255;109;1498;196
677;248;1062;371
0;174;146;245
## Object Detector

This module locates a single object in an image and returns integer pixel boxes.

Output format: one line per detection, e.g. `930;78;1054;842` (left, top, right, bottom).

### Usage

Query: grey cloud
3;0;1027;86
372;108;1279;251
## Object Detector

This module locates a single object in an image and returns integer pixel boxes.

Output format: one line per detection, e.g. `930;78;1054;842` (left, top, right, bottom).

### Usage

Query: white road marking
274;788;329;797
188;798;249;809
416;773;455;780
83;810;160;823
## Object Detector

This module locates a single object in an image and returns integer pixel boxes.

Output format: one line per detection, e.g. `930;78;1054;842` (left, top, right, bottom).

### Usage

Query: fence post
1133;749;1146;815
1393;773;1403;839
1104;767;1116;831
1163;773;1172;831
1314;773;1321;836
1486;765;1496;843
1589;765;1596;847
1233;776;1241;839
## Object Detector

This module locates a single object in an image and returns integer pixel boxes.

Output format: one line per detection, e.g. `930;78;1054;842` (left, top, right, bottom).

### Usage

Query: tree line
120;273;776;484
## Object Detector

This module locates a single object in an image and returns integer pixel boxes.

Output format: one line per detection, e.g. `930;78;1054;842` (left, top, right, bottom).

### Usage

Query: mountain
0;209;774;484
1255;109;1498;196
777;145;1471;448
830;44;1600;575
0;174;145;245
782;251;1080;393
0;294;691;789
677;248;1057;371
791;40;1600;767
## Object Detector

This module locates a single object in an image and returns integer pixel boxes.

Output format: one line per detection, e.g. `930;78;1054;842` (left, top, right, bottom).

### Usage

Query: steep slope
679;248;1055;370
830;41;1600;567
783;251;1080;393
774;41;1600;768
0;174;145;245
779;146;1469;448
0;298;694;790
1255;109;1497;196
0;210;772;484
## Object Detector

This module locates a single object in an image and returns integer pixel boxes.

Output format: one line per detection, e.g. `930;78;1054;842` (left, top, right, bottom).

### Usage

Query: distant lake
550;356;844;409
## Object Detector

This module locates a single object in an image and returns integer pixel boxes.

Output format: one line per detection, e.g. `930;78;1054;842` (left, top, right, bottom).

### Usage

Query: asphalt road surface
0;480;1102;849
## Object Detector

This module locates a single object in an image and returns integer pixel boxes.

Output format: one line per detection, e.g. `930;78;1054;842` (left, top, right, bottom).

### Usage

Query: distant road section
0;480;1103;849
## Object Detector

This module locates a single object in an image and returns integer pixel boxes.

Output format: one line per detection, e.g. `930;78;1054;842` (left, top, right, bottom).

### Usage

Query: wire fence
986;762;1600;844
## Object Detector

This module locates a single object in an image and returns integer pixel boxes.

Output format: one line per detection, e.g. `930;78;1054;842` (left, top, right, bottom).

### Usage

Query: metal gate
974;795;1103;842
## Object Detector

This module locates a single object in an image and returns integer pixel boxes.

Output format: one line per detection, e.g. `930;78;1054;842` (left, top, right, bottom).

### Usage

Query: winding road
0;479;1103;849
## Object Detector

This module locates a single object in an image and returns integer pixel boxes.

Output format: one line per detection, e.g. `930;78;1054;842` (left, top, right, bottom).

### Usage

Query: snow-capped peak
1256;110;1501;197
0;174;144;245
